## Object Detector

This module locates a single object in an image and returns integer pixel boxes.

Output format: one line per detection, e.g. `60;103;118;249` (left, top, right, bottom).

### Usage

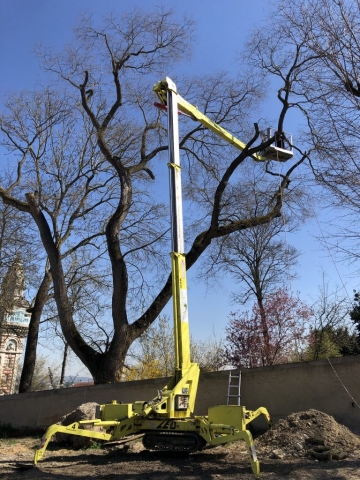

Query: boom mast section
165;78;192;380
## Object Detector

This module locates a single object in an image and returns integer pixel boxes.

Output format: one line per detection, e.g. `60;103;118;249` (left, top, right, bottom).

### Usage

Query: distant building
72;381;94;388
0;257;30;395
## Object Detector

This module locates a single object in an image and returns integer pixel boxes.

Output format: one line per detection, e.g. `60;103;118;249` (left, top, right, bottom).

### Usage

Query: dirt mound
55;402;105;449
255;409;360;461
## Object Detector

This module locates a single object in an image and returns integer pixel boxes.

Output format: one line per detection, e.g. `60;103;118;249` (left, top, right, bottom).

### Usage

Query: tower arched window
5;340;17;352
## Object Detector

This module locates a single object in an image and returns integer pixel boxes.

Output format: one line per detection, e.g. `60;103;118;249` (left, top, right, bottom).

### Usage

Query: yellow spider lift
34;78;292;478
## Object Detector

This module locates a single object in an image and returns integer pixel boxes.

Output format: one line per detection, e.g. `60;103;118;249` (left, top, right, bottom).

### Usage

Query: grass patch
83;440;104;450
0;438;18;445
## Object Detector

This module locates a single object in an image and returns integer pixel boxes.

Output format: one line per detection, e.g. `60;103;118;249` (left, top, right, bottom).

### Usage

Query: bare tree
0;8;306;383
40;250;114;382
18;268;52;393
15;355;61;392
249;0;360;265
196;169;303;358
306;275;352;360
217;215;299;357
214;220;299;304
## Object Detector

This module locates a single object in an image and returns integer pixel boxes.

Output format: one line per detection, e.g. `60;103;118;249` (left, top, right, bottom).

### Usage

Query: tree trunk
253;270;271;366
258;303;271;365
18;270;52;393
59;342;69;387
86;326;136;384
25;193;101;376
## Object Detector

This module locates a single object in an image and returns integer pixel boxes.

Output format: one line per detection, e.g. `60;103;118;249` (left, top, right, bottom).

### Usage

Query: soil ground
1;410;360;479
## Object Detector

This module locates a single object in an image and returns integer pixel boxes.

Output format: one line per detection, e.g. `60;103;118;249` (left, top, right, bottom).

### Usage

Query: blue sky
0;0;273;90
0;1;357;375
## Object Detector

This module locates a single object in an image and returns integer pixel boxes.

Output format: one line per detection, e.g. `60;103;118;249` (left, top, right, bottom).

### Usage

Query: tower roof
1;256;30;311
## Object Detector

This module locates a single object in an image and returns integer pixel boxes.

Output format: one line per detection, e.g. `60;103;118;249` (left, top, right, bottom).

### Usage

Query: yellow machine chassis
34;402;270;478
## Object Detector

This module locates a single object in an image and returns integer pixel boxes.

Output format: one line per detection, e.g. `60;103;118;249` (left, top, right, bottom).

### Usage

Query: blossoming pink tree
225;289;313;367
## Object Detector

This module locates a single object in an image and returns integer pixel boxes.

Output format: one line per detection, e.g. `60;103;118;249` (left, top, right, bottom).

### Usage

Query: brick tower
0;257;30;395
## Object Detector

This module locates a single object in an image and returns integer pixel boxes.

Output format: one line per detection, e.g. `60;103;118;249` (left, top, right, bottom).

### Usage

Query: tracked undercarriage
142;431;206;452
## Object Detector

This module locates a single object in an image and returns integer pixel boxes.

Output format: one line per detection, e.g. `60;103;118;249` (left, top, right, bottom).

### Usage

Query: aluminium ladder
227;371;242;406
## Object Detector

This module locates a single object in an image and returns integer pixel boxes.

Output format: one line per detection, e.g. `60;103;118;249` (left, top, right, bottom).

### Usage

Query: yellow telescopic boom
154;77;293;162
165;77;192;381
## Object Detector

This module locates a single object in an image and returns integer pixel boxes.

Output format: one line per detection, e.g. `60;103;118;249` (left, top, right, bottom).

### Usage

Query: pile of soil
55;402;105;449
255;409;360;461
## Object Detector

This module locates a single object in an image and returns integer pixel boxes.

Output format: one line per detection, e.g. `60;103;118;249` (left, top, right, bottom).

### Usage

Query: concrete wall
1;355;360;433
